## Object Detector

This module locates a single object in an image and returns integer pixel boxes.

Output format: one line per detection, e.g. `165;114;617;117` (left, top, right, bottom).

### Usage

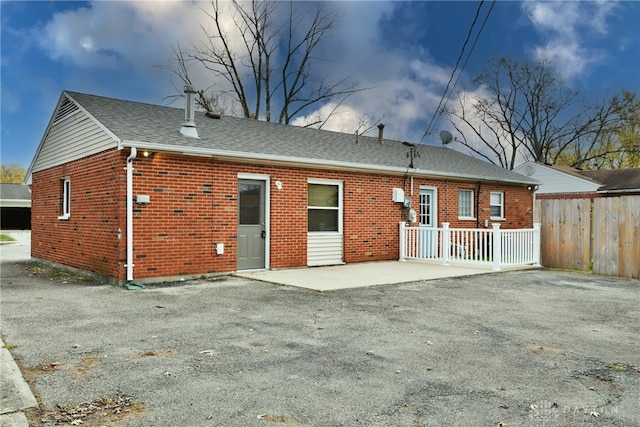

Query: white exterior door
419;187;437;258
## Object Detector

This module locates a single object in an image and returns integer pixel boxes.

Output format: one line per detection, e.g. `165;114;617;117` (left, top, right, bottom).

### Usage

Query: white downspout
126;147;137;281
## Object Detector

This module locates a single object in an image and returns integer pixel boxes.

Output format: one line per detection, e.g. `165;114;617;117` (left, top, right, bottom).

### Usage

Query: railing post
442;222;450;265
399;221;406;261
533;223;541;266
492;223;501;271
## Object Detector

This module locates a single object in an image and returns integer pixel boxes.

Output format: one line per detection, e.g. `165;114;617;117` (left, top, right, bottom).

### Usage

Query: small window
308;182;340;232
59;177;71;220
458;189;474;219
490;191;504;219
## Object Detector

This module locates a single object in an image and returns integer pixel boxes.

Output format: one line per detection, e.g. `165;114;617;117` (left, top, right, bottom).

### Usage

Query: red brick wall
535;192;599;200
128;155;408;277
31;150;125;278
407;178;534;229
535;191;640;200
32;149;534;281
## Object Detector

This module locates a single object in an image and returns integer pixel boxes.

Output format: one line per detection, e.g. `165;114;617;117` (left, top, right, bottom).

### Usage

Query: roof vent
53;96;79;124
180;85;199;138
377;123;385;144
206;111;221;120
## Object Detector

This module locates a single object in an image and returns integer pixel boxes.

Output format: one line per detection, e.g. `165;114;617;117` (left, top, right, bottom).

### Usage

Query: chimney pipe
377;123;385;144
180;85;199;138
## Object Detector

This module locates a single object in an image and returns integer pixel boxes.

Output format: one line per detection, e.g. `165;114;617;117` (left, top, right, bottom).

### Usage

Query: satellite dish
439;130;453;145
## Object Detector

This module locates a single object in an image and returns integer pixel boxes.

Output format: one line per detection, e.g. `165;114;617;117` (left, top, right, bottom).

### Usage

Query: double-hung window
458;189;474;219
308;182;340;232
59;177;71;220
490;191;504;219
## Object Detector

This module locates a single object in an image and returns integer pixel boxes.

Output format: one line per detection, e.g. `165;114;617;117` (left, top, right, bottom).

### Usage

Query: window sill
58;214;70;220
458;216;476;221
490;217;505;221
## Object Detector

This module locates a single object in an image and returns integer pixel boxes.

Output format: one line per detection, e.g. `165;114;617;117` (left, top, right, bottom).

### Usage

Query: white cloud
291;102;366;133
448;86;529;167
291;58;455;144
522;1;618;80
30;1;459;145
286;2;456;143
36;1;203;69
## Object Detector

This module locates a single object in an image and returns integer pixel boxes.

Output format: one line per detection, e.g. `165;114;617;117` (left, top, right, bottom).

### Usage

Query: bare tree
163;0;362;125
161;43;228;113
556;91;640;169
448;57;633;170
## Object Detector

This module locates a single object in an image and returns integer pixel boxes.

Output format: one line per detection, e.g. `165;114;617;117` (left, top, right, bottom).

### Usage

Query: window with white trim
458;189;474;219
308;182;341;232
59;177;71;220
490;191;504;219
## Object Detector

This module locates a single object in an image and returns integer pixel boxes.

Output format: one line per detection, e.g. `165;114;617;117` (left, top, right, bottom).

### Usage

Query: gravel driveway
1;260;639;427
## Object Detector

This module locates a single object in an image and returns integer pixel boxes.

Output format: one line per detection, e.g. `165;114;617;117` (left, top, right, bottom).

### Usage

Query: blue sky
1;1;639;170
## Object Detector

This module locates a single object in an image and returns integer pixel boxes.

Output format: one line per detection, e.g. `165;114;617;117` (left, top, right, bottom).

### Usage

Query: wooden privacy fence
535;196;640;279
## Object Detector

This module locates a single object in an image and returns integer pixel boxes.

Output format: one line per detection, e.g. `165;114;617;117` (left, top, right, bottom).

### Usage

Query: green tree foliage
554;91;639;169
1;164;26;183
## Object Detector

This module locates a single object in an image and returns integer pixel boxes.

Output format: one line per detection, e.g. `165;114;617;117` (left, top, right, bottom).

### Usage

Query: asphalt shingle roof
0;183;31;200
579;168;640;192
66;91;536;185
543;163;640;192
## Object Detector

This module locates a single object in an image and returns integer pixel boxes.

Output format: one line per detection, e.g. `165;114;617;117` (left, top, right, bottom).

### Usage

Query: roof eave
120;141;537;186
596;188;640;194
0;199;31;207
25;91;122;185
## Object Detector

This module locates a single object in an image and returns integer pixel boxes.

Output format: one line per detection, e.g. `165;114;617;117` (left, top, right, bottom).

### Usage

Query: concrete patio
236;260;540;291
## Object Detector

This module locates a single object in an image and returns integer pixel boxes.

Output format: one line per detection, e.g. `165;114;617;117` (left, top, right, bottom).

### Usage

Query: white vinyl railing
399;222;541;270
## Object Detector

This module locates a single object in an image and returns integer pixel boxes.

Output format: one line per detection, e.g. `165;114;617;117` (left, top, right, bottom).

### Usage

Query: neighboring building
0;183;31;230
514;161;640;199
25;90;537;283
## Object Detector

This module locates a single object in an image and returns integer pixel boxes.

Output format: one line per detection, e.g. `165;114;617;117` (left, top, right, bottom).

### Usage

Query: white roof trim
24;91;122;185
120;140;535;185
0;199;31;208
64;92;122;143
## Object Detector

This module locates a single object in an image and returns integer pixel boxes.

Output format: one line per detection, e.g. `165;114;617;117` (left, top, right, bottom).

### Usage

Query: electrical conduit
126;147;137;281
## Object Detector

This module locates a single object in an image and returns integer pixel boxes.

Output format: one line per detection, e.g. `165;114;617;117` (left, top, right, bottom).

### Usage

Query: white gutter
118;140;539;186
126;147;137;281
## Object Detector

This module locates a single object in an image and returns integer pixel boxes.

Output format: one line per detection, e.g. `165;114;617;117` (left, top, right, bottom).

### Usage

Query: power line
416;1;495;154
446;1;496;118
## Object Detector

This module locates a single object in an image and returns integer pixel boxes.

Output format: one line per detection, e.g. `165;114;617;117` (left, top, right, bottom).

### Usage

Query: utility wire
417;0;486;145
415;1;495;155
445;0;496;120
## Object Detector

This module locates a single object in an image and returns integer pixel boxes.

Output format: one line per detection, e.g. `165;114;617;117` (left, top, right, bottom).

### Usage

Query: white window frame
59;177;71;220
307;179;343;234
490;191;505;220
458;189;475;220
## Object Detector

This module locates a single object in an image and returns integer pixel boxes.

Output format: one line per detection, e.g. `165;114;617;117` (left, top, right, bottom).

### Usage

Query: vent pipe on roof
180;85;199;138
377;123;385;144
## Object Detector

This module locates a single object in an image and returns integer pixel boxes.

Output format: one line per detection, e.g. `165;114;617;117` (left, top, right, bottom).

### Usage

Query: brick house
25;90;537;283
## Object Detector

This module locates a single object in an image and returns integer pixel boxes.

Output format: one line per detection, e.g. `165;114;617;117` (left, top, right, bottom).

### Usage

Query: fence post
492;223;501;271
533;223;541;266
442;222;450;266
399;221;406;261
